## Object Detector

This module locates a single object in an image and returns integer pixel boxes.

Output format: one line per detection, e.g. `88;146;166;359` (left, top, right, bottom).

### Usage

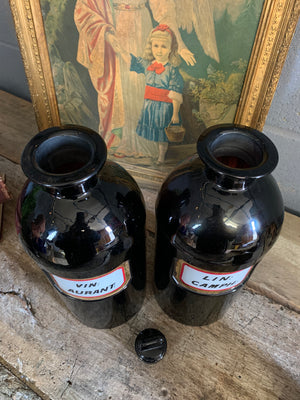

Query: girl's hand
171;115;180;124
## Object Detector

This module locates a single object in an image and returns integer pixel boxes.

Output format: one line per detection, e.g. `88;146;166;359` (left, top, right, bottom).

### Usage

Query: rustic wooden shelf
0;91;299;399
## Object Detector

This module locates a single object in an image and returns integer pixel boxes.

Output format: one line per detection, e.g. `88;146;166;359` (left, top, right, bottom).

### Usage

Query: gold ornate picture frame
10;0;299;188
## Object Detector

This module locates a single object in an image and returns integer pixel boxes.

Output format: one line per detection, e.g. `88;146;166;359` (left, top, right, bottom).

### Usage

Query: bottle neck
45;175;98;199
206;167;252;191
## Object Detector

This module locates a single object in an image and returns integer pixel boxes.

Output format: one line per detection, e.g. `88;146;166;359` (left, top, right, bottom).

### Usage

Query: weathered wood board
0;362;42;399
0;155;299;400
0;90;299;399
0;91;37;164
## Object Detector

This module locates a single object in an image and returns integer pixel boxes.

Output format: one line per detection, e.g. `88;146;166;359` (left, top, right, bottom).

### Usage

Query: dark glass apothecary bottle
17;125;146;328
155;124;284;326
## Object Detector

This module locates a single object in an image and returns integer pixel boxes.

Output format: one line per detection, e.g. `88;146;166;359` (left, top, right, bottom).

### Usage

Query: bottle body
155;125;284;325
18;126;146;328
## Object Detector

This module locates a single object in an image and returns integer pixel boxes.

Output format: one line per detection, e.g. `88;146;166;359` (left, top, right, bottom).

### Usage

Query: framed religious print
10;0;299;188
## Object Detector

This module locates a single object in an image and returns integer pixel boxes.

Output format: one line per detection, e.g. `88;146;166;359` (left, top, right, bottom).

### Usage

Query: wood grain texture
0;91;299;399
0;156;299;400
0;90;37;164
0;363;42;399
0;174;6;240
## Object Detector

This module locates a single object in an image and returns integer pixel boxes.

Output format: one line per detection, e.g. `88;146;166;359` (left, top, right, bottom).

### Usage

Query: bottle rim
21;125;107;188
197;124;279;179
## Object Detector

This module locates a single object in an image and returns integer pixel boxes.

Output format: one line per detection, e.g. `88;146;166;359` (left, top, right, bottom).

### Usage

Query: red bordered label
173;259;253;295
50;261;131;300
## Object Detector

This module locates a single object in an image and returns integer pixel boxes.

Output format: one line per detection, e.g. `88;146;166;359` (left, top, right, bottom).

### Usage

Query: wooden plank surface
0;362;42;399
0;155;299;400
0;90;37;164
0;90;299;399
247;211;300;312
0;174;6;240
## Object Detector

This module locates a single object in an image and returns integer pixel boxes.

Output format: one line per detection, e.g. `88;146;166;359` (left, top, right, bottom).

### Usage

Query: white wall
263;21;300;215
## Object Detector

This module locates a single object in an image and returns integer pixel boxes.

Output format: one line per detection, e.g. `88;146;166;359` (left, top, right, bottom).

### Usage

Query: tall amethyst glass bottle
155;124;284;325
17;125;146;328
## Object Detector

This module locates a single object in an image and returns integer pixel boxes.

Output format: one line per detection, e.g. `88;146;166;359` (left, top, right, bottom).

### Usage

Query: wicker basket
165;123;185;143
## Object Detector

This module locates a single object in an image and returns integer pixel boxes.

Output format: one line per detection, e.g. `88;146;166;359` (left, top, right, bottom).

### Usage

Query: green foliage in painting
189;59;247;124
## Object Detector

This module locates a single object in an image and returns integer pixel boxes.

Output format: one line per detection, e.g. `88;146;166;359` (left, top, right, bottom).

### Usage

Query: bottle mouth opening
35;135;93;175
210;131;264;170
197;125;279;179
21;125;107;188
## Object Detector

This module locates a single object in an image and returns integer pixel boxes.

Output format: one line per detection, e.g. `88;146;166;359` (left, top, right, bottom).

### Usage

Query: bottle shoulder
19;163;146;274
156;165;284;270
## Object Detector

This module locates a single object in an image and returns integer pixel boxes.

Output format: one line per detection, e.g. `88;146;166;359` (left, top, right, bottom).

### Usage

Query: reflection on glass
31;214;46;254
56;212;100;265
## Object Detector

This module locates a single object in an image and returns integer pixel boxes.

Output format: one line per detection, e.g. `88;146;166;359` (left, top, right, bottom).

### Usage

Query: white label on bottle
50;261;130;300
173;259;253;294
